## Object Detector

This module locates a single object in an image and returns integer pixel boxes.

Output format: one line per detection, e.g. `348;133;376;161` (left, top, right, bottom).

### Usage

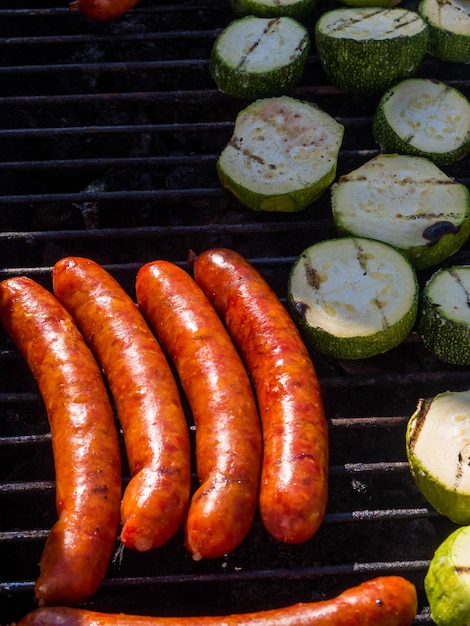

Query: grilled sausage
16;575;418;625
192;248;328;544
69;0;142;21
135;260;262;560
52;257;191;552
0;276;121;606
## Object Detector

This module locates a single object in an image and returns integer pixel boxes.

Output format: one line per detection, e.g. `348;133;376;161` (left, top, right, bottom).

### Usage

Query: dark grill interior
0;1;469;623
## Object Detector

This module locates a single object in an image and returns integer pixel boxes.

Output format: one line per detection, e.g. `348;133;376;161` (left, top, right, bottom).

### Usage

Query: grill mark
401;79;453;144
228;136;265;165
353;239;391;330
408;397;432;453
455;442;470;490
450;266;470;310
237;18;281;70
328;8;423;38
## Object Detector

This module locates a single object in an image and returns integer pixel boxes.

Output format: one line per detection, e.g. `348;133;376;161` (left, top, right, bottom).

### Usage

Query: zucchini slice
331;153;470;270
425;525;470;626
406;389;470;525
418;265;470;365
314;7;429;95
418;0;470;63
228;0;317;19
373;78;470;166
217;96;344;213
287;237;419;360
210;16;310;100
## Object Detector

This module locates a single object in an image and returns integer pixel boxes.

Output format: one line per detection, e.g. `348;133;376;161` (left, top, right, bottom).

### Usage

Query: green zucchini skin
210;16;310;100
418;266;470;366
314;8;429;95
372;79;470;166
418;0;470;63
228;0;317;19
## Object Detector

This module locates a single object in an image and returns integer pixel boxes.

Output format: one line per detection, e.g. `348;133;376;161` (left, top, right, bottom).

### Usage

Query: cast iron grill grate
0;1;469;623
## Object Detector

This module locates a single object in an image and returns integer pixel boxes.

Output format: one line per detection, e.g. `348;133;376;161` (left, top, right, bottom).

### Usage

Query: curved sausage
52;257;191;552
0;276;121;606
16;576;418;626
192;248;328;544
69;0;142;21
135;260;262;560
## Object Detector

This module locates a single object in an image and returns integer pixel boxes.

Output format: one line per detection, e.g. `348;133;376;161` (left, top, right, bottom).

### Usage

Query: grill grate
0;1;469;623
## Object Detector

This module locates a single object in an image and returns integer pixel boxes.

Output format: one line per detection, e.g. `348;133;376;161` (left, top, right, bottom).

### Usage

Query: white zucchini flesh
378;79;470;156
316;7;426;40
289;238;416;338
218;96;343;197
214;17;307;72
408;390;470;498
422;0;470;35
331;154;470;249
425;266;470;325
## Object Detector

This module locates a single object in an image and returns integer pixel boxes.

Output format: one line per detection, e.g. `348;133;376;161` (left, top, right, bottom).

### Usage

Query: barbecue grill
0;1;469;623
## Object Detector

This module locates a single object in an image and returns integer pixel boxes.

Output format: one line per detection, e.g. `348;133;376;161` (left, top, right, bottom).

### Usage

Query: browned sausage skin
192;248;328;545
135;260;263;560
52;257;191;552
0;276;122;606
16;576;418;625
69;0;142;21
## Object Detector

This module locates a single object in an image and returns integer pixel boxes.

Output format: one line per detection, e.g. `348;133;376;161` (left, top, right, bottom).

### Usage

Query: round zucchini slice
331;153;470;270
373;78;470;166
287;237;419;360
228;0;317;19
407;389;470;526
210;16;310;100
425;525;470;626
217;96;344;213
418;265;470;365
418;0;470;63
314;7;429;95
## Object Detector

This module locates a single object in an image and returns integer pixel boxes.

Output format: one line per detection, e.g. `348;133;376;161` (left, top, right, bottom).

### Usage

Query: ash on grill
0;1;469;624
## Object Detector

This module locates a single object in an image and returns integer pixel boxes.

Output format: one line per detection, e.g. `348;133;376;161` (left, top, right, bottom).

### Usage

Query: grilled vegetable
217;96;344;212
425;525;470;626
69;0;142;20
16;576;418;626
418;265;470;365
314;7;429;95
228;0;317;19
373;78;470;165
287;237;419;360
418;0;470;63
406;389;470;525
331;153;470;270
210;16;310;100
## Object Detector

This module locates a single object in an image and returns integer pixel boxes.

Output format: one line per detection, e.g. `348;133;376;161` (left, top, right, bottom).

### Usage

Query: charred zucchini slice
418;0;470;63
314;7;429;95
287;237;419;360
331;154;470;270
217;96;344;213
210;16;310;100
373;78;470;166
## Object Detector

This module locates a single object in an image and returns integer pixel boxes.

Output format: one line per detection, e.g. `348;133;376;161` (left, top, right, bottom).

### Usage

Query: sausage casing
52;257;191;552
0;276;122;606
69;0;142;21
16;576;418;626
135;260;262;560
193;248;328;544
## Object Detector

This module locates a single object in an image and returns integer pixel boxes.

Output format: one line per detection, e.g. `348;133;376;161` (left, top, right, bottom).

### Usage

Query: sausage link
192;248;328;544
16;576;418;626
0;276;121;606
69;0;142;21
135;260;262;560
52;257;191;552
